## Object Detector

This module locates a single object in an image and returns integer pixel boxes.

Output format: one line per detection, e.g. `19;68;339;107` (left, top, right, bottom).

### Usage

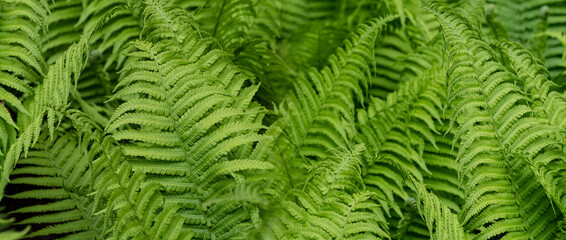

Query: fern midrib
337;195;356;238
432;8;533;238
38;139;103;240
147;49;214;238
144;9;223;234
323;153;354;203
471;60;531;239
149;1;185;53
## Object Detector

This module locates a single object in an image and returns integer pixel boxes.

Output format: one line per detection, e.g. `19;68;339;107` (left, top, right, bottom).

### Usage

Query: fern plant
1;0;566;239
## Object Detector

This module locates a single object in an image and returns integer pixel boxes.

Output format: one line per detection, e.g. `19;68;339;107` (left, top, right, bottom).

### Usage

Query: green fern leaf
427;3;565;238
107;3;274;238
262;145;390;239
275;16;397;187
486;0;566;84
7;131;103;239
67;109;193;240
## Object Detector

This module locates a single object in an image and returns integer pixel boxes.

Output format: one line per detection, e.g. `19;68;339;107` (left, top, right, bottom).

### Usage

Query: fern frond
67;109;193;240
7;131;103;239
356;45;461;219
0;27;95;201
177;0;289;106
484;4;509;41
68;50;117;129
428;3;565;238
107;3;275;237
1;1;565;239
486;0;566;83
226;1;282;84
0;0;48;137
203;0;256;50
281;24;348;72
366;3;444;99
402;44;465;209
393;198;429;240
79;0;142;71
368;30;413;99
276;16;396;183
0;0;48;77
287;191;390;240
0;7;117;201
495;39;566;210
361;62;464;236
279;0;392;35
411;179;468;240
43;0;84;64
277;0;408;75
263;145;390;239
420;120;464;212
110;38;271;238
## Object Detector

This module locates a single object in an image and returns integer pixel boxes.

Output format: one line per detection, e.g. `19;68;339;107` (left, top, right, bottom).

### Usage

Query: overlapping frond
0;0;48;144
355;42;463;216
277;0;403;74
427;3;565;238
389;173;468;240
107;3;274;239
278;0;393;35
276;16;396;183
65;1;141;123
109;39;271;238
1;0;565;239
368;30;414;99
0;0;48;81
176;0;288;106
0;22;97;200
367;4;442;99
402;44;465;211
223;0;282;83
411;179;468;240
67;110;192;240
495;39;566;209
197;0;256;51
281;25;348;73
394;197;432;240
486;0;566;84
79;0;142;71
261;145;390;240
43;0;84;64
8;131;103;239
70;51;115;125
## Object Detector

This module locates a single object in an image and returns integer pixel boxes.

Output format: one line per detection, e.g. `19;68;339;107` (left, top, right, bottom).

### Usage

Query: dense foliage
0;0;566;239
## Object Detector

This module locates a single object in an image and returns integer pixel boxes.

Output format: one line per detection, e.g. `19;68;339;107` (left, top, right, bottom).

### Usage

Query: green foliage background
0;0;566;239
